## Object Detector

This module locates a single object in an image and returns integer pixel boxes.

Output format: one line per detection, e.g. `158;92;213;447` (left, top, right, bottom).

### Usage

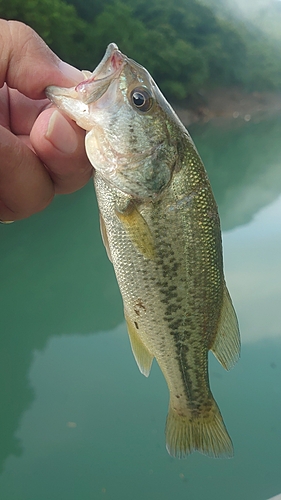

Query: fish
46;43;240;459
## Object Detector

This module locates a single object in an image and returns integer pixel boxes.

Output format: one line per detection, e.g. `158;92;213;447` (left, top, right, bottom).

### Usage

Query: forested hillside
1;0;281;101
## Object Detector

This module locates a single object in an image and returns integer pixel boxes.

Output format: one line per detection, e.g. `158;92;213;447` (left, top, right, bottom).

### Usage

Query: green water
1;116;281;500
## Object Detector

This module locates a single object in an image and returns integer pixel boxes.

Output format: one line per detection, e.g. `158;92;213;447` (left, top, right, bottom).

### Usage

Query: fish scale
94;158;229;452
46;42;240;459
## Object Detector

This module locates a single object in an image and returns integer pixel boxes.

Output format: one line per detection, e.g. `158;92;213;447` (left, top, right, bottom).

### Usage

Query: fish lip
46;43;126;105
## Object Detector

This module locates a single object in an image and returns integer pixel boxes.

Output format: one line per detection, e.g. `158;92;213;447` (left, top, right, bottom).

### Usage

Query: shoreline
173;87;281;127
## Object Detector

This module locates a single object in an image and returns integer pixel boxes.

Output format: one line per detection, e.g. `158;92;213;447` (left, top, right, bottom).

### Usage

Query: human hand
0;20;93;222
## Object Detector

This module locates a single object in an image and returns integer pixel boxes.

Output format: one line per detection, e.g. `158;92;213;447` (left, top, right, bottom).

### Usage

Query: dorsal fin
210;283;240;370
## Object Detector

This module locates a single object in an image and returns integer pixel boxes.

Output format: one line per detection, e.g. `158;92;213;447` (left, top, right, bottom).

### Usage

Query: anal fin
125;313;154;377
210;283;240;370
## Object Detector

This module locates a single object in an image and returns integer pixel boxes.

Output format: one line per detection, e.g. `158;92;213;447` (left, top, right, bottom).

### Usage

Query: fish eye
130;87;153;112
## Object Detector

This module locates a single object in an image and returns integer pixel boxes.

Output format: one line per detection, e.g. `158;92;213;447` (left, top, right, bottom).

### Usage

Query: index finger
0;19;83;100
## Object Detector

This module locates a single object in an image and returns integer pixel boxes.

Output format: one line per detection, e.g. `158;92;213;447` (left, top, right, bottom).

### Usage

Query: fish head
46;43;184;201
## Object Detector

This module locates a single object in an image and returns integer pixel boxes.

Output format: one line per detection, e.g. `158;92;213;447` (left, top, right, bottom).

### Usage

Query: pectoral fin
99;214;112;262
115;204;155;260
125;314;154;377
210;283;240;370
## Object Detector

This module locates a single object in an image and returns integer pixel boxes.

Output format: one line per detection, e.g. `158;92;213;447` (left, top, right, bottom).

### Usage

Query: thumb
30;108;93;194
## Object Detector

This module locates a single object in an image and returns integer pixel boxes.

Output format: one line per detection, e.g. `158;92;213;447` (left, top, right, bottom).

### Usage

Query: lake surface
1;116;281;500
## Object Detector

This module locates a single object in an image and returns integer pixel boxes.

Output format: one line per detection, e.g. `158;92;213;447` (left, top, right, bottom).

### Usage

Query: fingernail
58;61;84;84
45;110;78;154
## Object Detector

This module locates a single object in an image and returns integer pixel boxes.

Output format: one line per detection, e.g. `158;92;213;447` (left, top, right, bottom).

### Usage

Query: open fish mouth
46;43;125;106
87;43;124;82
75;43;125;105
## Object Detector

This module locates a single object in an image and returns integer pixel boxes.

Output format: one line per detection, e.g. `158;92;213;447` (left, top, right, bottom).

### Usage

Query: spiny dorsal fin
210;283;240;371
125;313;154;377
115;204;155;260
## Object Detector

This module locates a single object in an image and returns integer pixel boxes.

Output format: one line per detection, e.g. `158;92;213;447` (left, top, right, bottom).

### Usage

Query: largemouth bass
46;43;240;458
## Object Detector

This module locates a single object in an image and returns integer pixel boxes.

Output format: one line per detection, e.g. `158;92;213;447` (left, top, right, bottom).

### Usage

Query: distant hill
201;0;274;16
1;0;281;101
201;0;281;40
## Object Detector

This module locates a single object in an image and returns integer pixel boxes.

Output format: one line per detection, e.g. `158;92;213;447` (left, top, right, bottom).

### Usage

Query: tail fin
165;400;233;459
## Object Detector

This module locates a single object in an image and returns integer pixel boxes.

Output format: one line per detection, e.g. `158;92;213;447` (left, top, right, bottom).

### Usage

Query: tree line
1;0;281;101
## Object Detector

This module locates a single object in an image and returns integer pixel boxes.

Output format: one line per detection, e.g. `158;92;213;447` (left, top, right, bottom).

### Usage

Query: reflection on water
0;117;281;499
0;328;280;500
0;185;123;479
191;116;281;230
224;195;281;343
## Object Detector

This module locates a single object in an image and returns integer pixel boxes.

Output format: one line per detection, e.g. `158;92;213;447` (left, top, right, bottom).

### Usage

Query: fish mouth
75;43;125;105
90;43;124;80
46;43;125;107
